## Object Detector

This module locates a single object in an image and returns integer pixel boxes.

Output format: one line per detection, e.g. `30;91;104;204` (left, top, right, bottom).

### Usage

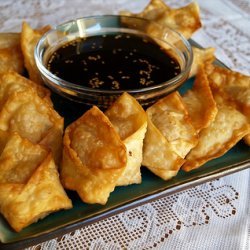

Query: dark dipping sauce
47;33;181;90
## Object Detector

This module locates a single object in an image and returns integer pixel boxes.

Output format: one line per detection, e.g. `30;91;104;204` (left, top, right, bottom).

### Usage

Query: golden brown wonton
0;33;20;48
0;71;51;107
0;130;10;155
142;91;198;180
142;114;185;180
182;94;250;172
146;91;198;158
21;22;50;84
105;93;147;186
0;90;63;164
205;63;250;145
183;64;218;133
0;132;48;184
0;33;24;74
0;148;72;232
122;0;201;39
61;106;127;205
189;47;215;78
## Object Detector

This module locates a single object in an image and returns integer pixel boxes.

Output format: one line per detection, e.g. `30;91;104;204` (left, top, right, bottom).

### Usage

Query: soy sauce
47;33;181;90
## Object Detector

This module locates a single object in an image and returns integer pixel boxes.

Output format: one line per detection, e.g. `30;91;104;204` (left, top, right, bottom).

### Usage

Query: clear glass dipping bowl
35;15;193;108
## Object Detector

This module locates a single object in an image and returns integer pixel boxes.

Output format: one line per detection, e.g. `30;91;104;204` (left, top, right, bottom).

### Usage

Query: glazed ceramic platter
0;44;249;250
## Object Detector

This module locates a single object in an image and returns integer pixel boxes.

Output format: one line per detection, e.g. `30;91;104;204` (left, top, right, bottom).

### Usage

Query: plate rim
1;159;249;249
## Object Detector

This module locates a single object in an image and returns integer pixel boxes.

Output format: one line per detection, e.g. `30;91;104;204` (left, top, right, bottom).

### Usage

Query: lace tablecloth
0;0;249;249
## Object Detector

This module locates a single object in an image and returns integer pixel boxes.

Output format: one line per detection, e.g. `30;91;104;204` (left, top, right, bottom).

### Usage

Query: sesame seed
111;80;120;89
121;76;130;79
82;60;87;65
88;56;97;61
65;60;73;63
145;80;154;86
89;77;104;88
140;78;146;85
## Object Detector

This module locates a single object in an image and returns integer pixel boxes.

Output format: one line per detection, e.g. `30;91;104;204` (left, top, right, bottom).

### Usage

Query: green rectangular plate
0;51;249;250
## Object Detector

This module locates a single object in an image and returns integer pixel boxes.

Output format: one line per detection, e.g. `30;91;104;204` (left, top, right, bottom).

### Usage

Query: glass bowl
35;15;193;108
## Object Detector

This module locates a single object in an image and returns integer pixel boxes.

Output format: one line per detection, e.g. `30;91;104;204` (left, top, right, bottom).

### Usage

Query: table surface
0;0;249;249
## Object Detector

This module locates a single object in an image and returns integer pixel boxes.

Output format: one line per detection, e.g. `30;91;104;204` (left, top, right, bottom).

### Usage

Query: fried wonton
0;130;10;155
189;47;215;78
0;132;48;184
182;94;250;172
183;64;218;133
142;114;185;180
105;93;147;186
0;71;51;107
39;126;63;166
122;0;201;39
21;22;50;84
0;33;20;48
61;106;127;205
143;91;198;180
146;91;198;158
205;63;250;145
0;152;72;232
0;90;63;164
137;0;170;19
0;33;24;75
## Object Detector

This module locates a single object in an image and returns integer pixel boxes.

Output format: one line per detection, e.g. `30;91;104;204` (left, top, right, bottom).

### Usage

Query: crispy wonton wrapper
0;71;51;107
182;94;250;172
146;91;198;159
21;22;50;84
189;47;215;78
0;90;63;164
105;93;147;186
0;130;10;155
0;33;20;48
61;106;127;205
0;132;48;184
205;63;250;145
183;64;218;133
121;0;201;39
142;117;184;180
0;33;24;74
143;91;198;180
0;134;72;232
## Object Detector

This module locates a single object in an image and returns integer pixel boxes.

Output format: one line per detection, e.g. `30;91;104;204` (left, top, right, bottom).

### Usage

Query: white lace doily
0;0;249;249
